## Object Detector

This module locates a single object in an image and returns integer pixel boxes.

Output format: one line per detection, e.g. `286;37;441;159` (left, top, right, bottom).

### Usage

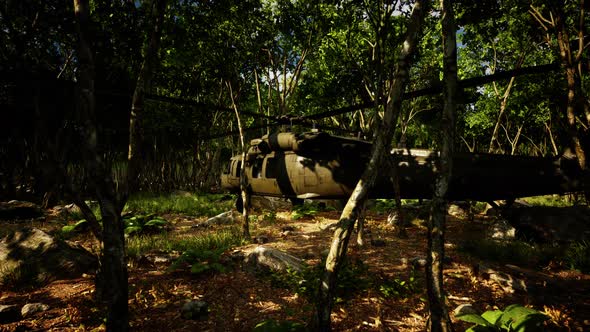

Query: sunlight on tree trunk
426;0;456;331
315;1;429;330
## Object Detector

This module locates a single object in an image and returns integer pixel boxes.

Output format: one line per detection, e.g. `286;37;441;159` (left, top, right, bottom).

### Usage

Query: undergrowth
125;192;234;217
268;258;419;303
126;227;244;259
459;239;561;268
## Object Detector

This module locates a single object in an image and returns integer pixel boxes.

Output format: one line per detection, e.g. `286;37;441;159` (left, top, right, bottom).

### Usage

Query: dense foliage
1;0;588;196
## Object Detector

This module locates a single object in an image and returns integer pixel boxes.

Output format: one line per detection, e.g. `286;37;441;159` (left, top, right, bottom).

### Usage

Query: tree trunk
128;0;168;193
227;81;251;239
316;2;428;330
426;1;456;331
73;1;128;331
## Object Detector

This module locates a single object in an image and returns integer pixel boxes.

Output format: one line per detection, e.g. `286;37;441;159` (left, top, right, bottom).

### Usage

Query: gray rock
255;235;270;244
181;300;208;320
281;226;296;232
487;219;516;240
370;239;386;247
203;211;237;226
448;202;469;218
0;304;21;323
0;201;43;220
410;257;427;268
244;246;304;274
410;256;451;268
454;304;478;316
250;196;291;211
21;303;49;318
0;228;97;286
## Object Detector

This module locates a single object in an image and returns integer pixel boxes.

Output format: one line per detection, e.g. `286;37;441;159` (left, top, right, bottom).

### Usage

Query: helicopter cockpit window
265;157;277;178
252;158;263;178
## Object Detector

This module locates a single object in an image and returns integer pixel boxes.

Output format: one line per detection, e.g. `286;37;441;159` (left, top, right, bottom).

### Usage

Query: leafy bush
522;195;572;207
378;270;419;299
291;202;334;220
372;199;398;214
123;214;168;236
269;258;372;301
61;219;90;236
459;239;559;268
456;304;548;332
565;240;590;273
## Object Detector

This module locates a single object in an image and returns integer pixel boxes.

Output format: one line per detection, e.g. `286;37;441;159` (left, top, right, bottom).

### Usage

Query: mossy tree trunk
315;1;429;330
426;0;457;331
73;1;128;330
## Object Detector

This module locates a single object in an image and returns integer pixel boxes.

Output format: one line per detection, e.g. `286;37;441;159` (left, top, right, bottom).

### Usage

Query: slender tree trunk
316;2;428;330
427;0;456;331
73;1;128;330
128;0;167;193
227;81;251;239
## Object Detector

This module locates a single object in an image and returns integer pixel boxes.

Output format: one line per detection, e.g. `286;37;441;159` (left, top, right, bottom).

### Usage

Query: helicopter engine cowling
267;132;300;152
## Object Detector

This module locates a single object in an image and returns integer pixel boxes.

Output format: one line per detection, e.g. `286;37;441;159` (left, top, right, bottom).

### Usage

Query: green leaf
481;310;503;326
145;219;167;227
455;313;495;327
62;225;76;233
125;226;142;235
75;219;88;226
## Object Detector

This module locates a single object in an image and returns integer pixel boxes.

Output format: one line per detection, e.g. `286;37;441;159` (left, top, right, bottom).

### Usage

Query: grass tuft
125;192;234;217
126;227;243;260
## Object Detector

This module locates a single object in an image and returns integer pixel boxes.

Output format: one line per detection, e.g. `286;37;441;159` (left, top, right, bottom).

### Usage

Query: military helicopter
221;130;588;208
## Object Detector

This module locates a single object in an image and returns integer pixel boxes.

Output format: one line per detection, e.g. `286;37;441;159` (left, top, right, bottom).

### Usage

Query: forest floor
1;202;590;331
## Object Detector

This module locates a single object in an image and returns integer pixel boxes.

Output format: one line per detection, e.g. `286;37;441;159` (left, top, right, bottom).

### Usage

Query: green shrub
565;240;590;273
456;304;548;332
123;213;168;236
522;195;572;207
61;218;90;236
459;239;559;268
291;202;333;220
269;258;371;301
378;269;419;299
371;199;398;214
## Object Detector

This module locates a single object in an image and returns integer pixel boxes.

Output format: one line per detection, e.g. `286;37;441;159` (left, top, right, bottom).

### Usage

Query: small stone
181;300;208;320
21;303;49;318
370;239;386;247
281;226;296;232
410;257;427;268
255;235;269;244
454;303;478;316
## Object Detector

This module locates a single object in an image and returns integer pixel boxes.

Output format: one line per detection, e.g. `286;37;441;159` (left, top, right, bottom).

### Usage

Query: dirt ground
1;207;589;331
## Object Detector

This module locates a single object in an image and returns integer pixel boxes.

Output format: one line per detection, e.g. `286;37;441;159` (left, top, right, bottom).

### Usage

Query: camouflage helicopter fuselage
221;131;587;202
